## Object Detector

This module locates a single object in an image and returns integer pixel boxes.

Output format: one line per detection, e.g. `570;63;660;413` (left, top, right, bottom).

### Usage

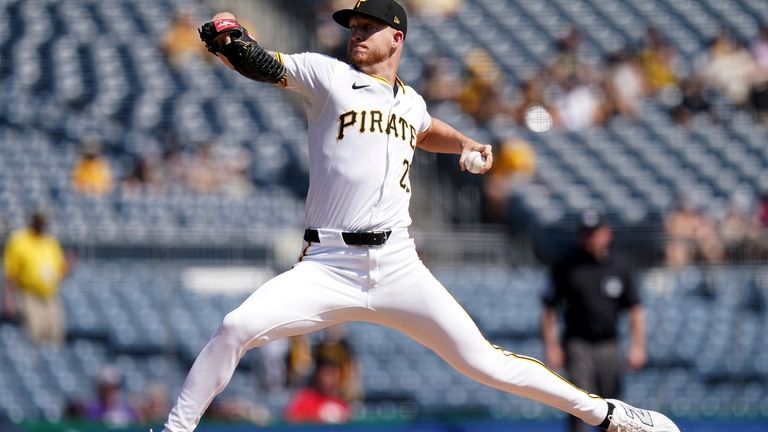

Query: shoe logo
622;406;654;427
352;83;370;90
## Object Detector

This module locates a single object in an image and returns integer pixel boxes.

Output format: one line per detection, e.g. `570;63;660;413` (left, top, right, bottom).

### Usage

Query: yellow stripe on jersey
431;277;603;402
364;74;407;95
489;342;603;400
274;52;288;87
297;242;311;263
366;74;391;85
395;76;406;94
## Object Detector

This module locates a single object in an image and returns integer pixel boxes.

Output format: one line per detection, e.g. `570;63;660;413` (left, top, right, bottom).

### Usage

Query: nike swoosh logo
352;83;371;90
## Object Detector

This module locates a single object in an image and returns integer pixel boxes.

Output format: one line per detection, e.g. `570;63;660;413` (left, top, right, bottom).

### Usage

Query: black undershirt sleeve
220;41;287;85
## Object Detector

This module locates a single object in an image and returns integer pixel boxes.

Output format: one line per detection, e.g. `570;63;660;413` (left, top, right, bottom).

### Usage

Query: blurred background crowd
1;0;768;431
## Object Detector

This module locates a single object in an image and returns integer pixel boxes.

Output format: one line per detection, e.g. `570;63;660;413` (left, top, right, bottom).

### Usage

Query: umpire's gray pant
565;338;622;432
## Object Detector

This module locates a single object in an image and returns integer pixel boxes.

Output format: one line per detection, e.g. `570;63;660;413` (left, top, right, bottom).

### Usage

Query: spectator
541;211;646;432
749;73;768;123
749;27;768;123
2;210;69;346
697;30;759;107
420;56;462;105
547;27;596;87
138;382;171;424
71;142;114;196
84;366;139;426
217;145;255;198
63;395;88;420
204;396;270;425
286;335;314;388
720;191;766;261
313;0;353;60
509;77;560;129
752;26;768;68
670;77;718;129
664;196;724;268
409;0;463;19
160;143;188;190
603;49;649;120
553;77;606;131
121;155;164;198
638;27;679;94
759;192;768;228
482;137;536;223
284;357;352;424
184;143;222;194
456;48;505;125
160;9;211;69
313;324;361;402
180;142;254;196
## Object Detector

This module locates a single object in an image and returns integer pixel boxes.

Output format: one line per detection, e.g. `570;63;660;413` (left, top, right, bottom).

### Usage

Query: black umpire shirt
542;247;640;343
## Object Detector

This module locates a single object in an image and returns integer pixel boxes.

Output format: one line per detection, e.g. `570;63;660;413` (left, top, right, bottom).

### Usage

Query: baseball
466;151;485;174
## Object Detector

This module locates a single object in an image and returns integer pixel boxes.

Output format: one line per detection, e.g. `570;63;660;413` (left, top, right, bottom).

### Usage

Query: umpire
541;211;646;432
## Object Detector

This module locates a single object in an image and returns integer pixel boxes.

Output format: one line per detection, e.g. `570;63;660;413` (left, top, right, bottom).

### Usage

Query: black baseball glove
198;18;256;55
198;17;287;85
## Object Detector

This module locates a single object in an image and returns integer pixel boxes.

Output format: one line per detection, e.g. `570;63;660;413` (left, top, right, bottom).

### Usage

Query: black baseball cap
333;0;408;37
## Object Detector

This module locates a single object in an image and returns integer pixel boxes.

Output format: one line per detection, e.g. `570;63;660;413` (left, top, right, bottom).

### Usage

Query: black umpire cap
333;0;408;37
578;209;610;235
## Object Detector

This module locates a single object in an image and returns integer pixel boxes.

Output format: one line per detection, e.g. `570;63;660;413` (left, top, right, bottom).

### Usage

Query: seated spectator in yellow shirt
483;137;536;223
72;144;114;196
160;9;211;69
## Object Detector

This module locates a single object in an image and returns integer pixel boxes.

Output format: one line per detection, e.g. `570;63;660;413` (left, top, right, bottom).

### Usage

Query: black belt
303;229;392;246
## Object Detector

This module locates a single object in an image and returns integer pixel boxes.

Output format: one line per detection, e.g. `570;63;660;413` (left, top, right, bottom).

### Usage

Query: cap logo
355;0;367;8
393;16;400;24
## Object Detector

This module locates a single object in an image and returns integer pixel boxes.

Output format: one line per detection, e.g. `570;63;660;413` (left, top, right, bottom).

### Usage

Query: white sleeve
416;95;432;133
277;52;338;101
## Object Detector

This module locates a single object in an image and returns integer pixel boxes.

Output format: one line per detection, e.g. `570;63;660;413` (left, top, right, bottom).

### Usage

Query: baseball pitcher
160;2;680;431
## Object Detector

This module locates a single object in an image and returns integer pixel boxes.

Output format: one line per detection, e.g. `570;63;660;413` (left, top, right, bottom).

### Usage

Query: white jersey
277;52;432;231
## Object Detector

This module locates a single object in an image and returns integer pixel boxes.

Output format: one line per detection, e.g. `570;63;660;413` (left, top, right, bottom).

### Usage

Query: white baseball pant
164;229;608;431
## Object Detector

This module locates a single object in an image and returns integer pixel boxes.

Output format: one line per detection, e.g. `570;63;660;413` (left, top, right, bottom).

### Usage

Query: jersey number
400;159;411;193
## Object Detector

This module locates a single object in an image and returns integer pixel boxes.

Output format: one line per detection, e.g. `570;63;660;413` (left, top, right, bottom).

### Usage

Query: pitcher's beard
349;47;390;68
